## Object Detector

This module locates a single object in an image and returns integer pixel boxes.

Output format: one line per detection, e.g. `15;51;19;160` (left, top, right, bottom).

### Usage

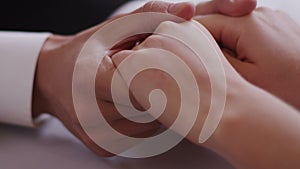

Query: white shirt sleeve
0;31;51;127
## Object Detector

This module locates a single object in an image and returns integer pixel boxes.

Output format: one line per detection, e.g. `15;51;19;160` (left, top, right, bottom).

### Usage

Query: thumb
194;14;241;53
195;15;256;81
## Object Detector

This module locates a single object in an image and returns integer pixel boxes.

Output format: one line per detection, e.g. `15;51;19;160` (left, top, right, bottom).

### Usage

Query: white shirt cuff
0;31;51;127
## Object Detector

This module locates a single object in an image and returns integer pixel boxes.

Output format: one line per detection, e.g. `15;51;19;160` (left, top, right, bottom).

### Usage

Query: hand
195;8;300;110
31;0;257;156
111;20;249;145
32;1;195;156
111;18;300;169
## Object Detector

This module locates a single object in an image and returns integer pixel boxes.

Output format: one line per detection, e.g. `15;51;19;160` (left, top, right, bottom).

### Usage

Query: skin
32;1;196;157
32;0;256;157
196;0;257;16
113;9;300;168
195;8;300;110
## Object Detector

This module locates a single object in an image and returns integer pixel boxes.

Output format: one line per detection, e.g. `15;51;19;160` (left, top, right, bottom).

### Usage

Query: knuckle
157;21;178;31
141;35;164;48
142;1;153;12
143;1;169;12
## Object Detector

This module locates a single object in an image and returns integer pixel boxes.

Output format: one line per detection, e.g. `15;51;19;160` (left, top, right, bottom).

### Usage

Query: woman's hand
111;20;249;145
195;8;300;110
112;17;300;169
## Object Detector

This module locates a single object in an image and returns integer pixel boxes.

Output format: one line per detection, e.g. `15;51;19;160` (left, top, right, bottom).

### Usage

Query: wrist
203;80;258;150
202;79;300;168
32;34;73;118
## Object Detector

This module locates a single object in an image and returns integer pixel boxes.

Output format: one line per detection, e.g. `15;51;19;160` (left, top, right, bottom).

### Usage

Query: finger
110;118;161;138
132;35;164;51
110;33;151;53
194;14;240;52
194;15;257;81
98;100;155;123
110;50;147;111
111;50;134;69
82;1;195;37
133;1;195;20
98;100;129;121
221;48;255;81
112;35;184;125
196;0;257;16
98;101;161;139
111;48;181;117
93;0;196;102
134;30;205;78
95;55;129;103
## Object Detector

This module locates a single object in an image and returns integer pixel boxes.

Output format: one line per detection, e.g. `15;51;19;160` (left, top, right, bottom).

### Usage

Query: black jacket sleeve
0;0;130;34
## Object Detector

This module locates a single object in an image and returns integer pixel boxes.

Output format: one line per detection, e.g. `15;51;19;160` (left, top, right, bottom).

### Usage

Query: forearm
207;84;300;169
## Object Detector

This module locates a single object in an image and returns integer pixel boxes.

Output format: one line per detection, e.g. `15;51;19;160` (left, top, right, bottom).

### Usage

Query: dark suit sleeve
0;0;130;34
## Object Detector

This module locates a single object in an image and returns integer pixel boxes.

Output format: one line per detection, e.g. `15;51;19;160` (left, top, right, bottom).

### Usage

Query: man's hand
32;1;195;156
195;8;300;110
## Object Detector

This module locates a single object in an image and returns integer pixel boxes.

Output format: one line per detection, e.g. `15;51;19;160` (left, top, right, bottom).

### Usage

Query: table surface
1;1;299;169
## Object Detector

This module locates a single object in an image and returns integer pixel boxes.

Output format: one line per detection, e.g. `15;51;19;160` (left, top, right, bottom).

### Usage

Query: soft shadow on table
0;118;234;169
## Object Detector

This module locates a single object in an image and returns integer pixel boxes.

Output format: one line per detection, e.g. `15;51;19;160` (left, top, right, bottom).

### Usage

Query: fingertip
168;2;196;20
179;2;196;20
240;0;257;10
242;0;257;14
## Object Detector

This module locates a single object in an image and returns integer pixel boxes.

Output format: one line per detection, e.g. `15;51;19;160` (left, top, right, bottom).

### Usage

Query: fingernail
168;3;186;15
